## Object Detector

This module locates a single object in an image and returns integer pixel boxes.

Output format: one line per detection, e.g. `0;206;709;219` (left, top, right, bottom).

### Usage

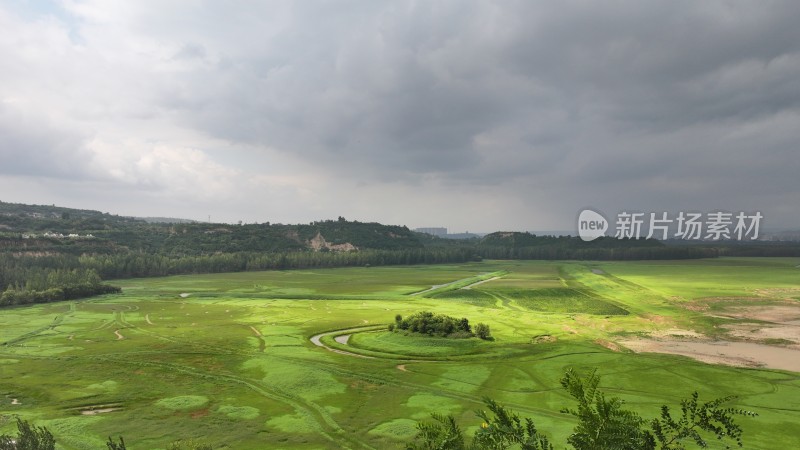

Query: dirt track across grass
310;327;376;359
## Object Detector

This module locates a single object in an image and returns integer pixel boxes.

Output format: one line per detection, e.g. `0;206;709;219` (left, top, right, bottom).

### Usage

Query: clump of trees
390;312;491;340
407;368;757;450
0;267;120;307
0;418;55;450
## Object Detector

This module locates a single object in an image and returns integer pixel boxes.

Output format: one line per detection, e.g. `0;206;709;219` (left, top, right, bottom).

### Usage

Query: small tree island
389;311;492;340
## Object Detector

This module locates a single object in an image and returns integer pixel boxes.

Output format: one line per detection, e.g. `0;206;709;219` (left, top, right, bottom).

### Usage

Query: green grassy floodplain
1;258;799;449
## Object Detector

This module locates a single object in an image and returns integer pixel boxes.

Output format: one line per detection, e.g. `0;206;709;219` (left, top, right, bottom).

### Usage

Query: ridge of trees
2;200;799;306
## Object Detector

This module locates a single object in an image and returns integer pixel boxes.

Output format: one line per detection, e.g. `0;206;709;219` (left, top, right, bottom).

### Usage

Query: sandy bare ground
145;314;154;325
715;304;800;346
718;304;800;322
11;398;20;405
616;300;800;372
249;326;262;337
334;334;351;345
396;364;407;372
81;407;120;415
620;339;800;372
179;293;191;298
462;276;502;290
649;328;704;339
114;330;124;340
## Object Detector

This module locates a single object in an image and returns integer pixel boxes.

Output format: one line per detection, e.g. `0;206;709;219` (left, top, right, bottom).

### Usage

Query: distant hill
138;216;198;224
4;200;791;263
0;201;424;255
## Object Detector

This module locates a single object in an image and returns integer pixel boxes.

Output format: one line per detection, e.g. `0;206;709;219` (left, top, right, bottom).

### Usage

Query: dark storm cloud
2;1;798;229
155;1;800;189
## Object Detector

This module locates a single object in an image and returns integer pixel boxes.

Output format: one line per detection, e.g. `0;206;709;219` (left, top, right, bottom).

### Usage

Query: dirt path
410;280;465;296
145;314;154;325
249;326;266;352
488;291;523;312
334;334;351;345
309;327;377;359
114;330;124;340
409;273;501;295
462;276;501;290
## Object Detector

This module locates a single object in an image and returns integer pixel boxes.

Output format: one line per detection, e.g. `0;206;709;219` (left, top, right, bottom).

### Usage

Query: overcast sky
1;1;798;232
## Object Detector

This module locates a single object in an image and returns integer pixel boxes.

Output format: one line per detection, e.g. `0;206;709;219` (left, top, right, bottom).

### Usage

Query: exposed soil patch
717;305;800;322
621;298;800;371
650;328;704;339
191;408;210;419
79;403;123;415
145;314;154;325
594;339;621;352
179;293;191;298
81;407;120;415
114;330;124;340
334;334;351;345
308;232;357;252
753;288;800;299
11;398;20;405
724;323;800;345
712;304;800;347
620;339;800;372
591;269;605;275
396;364;407;372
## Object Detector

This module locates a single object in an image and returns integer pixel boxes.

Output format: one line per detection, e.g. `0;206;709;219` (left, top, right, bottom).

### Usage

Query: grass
0;258;798;449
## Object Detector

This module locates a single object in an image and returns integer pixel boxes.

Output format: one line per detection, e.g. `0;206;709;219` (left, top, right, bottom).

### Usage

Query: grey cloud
2;1;799;230
0;104;92;179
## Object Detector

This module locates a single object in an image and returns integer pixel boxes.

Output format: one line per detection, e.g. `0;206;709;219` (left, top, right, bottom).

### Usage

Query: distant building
415;227;448;237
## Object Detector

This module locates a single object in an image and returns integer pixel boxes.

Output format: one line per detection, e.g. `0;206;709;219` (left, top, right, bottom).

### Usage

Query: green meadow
1;258;799;449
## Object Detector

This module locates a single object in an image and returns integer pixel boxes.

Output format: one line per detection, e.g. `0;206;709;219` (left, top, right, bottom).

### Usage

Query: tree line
0;264;120;307
0;249;477;307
